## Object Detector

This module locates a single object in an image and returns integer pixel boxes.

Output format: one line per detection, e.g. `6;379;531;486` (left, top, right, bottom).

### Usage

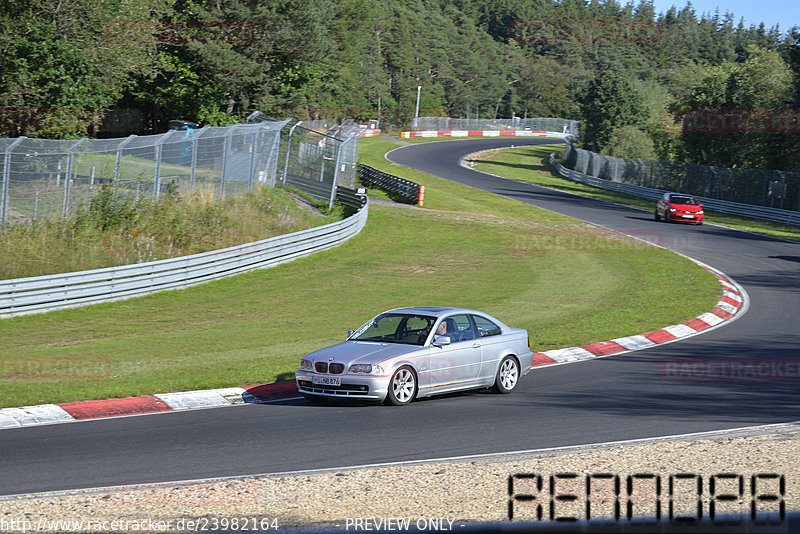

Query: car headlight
349;363;383;374
299;359;313;371
669;208;677;212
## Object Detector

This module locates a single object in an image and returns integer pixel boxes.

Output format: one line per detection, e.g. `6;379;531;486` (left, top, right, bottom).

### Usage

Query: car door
428;314;482;393
472;314;505;382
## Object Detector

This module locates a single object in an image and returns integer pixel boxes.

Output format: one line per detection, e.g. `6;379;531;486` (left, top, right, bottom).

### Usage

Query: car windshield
670;195;697;205
350;313;436;346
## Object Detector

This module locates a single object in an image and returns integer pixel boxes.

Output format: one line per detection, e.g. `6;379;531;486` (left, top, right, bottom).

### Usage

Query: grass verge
0;186;332;279
0;137;721;408
467;144;800;242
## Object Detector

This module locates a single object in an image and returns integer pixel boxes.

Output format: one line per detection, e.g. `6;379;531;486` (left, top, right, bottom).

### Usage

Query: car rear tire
653;210;660;221
493;356;520;394
386;366;417;406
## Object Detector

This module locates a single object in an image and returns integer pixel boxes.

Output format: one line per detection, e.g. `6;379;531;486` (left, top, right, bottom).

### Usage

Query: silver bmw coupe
295;307;534;405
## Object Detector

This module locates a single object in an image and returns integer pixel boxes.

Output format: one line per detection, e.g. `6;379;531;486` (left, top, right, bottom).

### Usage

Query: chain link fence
275;119;363;208
0;117;366;225
411;117;580;136
565;142;800;212
0;120;288;225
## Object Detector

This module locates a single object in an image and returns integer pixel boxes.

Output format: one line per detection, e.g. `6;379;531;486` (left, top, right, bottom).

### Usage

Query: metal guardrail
0;199;368;318
550;155;800;226
335;186;368;211
358;164;423;205
564;142;800;213
281;174;366;211
284;174;333;200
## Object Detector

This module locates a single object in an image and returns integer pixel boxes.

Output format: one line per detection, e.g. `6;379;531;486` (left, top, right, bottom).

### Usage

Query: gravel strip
1;426;797;532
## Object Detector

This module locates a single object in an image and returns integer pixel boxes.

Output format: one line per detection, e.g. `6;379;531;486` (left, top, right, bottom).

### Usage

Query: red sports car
654;193;704;225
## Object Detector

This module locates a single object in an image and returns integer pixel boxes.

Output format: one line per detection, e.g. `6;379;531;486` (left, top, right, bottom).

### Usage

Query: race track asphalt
0;137;797;496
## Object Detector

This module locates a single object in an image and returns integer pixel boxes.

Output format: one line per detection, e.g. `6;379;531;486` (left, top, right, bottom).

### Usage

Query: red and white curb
0;383;299;430
0;265;744;430
400;130;570;138
532;263;745;367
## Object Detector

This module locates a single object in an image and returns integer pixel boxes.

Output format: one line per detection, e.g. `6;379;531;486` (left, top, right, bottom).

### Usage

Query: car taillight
527;337;531;349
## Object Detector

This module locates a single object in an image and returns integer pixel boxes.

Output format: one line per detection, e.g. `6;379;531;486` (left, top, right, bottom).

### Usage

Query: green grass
0;186;332;279
468;144;800;242
0;137;723;408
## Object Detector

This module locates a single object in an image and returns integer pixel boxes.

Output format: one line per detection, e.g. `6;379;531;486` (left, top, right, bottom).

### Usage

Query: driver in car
433;318;455;342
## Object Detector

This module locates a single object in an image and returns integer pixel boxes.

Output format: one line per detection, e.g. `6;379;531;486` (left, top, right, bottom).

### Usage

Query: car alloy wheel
386;365;417;406
493;356;520;394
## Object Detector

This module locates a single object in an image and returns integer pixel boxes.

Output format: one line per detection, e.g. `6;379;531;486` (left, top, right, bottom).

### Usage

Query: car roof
666;192;696;200
384;306;483;318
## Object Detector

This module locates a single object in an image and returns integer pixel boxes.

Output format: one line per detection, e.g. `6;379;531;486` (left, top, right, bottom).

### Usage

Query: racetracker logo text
661;359;800;381
509;19;664;45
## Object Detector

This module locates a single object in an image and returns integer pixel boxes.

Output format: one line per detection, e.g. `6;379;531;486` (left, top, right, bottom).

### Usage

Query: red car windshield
669;196;698;205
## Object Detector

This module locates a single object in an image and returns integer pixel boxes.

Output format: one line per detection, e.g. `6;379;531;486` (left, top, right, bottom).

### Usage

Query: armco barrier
550;155;800;226
358;164;423;205
0;200;368;318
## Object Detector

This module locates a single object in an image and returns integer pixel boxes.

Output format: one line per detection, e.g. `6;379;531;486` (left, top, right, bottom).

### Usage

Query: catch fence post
153;131;174;200
220;127;235;199
1;137;26;225
62;138;88;218
114;135;137;186
190;126;208;193
281;122;300;186
328;139;345;211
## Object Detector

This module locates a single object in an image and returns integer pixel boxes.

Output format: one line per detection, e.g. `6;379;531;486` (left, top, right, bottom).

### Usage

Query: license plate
312;376;341;386
681;214;695;218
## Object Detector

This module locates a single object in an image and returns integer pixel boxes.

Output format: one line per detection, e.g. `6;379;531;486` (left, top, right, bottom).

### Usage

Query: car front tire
654;209;660;221
493;356;520;394
386;365;417;406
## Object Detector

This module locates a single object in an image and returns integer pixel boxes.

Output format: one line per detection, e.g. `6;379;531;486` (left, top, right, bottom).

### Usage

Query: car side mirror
699;203;704;207
432;336;451;346
347;330;354;339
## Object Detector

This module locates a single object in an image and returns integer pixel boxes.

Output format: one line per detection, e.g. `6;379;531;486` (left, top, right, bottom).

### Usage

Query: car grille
314;362;345;374
297;380;370;396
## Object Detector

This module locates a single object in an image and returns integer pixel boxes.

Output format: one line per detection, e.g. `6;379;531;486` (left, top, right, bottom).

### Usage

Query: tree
604;125;656;159
579;71;648;152
0;0;167;137
672;46;793;169
515;55;578;119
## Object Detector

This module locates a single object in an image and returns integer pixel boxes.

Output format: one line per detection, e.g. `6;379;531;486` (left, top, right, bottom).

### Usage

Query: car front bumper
666;212;703;222
295;371;389;401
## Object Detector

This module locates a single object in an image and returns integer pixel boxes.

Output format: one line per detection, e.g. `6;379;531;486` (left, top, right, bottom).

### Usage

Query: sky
650;0;800;34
